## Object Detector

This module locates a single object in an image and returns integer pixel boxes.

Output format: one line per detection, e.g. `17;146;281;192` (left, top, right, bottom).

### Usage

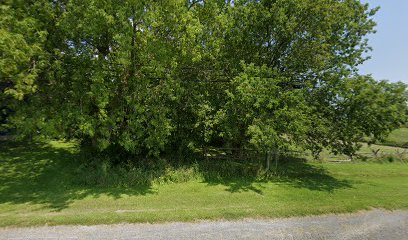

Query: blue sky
359;0;408;84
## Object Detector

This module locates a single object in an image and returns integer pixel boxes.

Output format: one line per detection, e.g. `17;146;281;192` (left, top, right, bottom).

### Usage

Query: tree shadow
270;157;355;192
197;156;354;195
192;157;263;194
0;141;154;211
204;177;265;195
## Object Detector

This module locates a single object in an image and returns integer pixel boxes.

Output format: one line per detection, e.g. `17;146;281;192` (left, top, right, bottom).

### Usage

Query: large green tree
0;0;53;132
3;0;407;158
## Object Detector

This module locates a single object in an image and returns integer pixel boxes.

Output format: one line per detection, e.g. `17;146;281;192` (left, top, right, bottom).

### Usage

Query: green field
1;140;408;227
381;128;408;148
316;142;408;162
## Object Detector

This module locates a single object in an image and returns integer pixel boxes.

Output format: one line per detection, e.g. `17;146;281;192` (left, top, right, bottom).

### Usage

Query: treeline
1;0;407;159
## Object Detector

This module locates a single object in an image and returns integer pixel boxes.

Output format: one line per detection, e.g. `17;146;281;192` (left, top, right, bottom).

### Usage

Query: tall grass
75;161;270;187
75;158;203;187
73;154;341;188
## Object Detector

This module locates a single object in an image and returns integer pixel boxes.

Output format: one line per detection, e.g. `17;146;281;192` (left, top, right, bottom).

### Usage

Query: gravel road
1;209;407;240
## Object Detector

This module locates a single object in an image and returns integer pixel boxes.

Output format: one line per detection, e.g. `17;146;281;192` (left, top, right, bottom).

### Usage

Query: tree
3;0;407;159
0;0;53;133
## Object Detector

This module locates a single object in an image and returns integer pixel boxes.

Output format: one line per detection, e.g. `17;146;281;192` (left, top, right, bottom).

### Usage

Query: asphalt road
1;209;407;240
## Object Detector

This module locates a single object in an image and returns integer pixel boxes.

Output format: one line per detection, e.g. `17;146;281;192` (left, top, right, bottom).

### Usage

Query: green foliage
219;63;311;151
306;77;408;157
3;0;408;159
0;1;48;100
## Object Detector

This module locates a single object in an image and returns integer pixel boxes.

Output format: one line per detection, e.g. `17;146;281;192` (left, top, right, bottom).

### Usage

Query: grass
316;143;408;162
1;140;408;227
380;128;408;148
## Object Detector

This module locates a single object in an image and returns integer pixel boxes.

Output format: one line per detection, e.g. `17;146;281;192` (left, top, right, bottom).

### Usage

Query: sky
359;0;408;84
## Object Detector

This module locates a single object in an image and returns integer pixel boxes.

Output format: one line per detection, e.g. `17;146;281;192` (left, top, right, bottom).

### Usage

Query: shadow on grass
198;157;353;195
0;141;353;211
0;141;154;211
270;157;354;192
197;161;266;195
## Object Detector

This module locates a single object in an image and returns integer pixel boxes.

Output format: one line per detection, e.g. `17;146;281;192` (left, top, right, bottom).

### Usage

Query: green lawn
1;141;408;227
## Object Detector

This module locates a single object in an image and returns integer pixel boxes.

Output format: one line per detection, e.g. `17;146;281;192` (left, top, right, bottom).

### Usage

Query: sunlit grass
381;128;408;147
0;140;407;227
314;142;408;163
